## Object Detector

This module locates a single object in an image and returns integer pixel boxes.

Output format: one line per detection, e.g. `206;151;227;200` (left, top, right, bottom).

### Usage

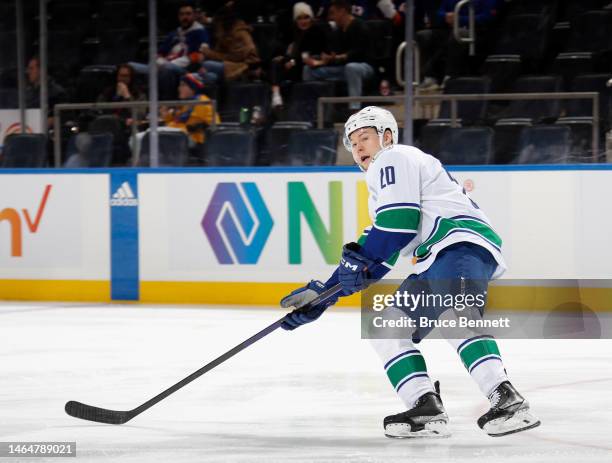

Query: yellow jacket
164;94;220;144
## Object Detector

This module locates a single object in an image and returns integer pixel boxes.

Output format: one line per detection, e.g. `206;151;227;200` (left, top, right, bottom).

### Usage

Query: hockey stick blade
65;283;342;425
65;401;133;425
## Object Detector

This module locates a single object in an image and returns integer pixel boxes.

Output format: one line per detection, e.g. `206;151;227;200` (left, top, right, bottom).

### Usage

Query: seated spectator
95;64;146;165
356;0;403;21
388;1;444;33
302;0;374;110
97;64;146;124
374;0;403;22
416;0;498;89
24;55;67;164
161;73;221;156
25;55;67;122
193;5;261;84
130;1;210;100
309;0;402;21
269;2;330;109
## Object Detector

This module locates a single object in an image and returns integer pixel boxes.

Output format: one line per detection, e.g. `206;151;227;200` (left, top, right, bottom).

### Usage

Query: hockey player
280;106;540;438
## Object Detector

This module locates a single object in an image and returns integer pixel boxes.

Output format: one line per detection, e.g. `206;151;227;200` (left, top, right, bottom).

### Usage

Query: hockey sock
448;335;509;397
370;338;435;408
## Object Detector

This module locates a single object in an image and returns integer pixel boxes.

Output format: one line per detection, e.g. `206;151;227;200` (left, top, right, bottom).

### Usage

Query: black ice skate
478;381;541;437
384;383;450;438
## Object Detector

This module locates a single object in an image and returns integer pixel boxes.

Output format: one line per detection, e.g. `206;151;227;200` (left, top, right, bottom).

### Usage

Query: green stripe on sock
386;251;399;266
386;354;427;388
459;338;501;370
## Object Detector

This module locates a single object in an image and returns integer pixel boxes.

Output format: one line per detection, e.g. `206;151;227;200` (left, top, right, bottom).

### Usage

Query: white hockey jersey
365;144;507;278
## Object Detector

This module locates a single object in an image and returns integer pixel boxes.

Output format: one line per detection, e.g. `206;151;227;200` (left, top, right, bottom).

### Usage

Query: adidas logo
110;181;138;207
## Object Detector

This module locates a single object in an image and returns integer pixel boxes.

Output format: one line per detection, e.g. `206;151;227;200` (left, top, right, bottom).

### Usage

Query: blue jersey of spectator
158;13;210;69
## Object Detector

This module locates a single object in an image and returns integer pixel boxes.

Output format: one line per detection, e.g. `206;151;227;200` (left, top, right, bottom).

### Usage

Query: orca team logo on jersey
202;183;273;264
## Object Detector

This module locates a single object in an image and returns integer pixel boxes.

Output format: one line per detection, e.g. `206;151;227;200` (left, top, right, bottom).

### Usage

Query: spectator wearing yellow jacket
161;73;220;146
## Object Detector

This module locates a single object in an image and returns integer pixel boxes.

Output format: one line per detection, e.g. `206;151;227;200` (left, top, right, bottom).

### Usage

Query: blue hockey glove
338;242;378;295
280;280;338;330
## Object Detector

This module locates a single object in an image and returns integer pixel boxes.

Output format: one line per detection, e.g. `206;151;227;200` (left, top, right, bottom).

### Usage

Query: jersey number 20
380;166;395;189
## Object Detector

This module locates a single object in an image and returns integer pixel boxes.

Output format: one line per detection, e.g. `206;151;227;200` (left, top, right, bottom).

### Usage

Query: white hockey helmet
343;106;399;152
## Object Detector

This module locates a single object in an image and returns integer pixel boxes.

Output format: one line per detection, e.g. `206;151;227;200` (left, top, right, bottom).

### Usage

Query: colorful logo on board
202;183;273;264
0;184;52;258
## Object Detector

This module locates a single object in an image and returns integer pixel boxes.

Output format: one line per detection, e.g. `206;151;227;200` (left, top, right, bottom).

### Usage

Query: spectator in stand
416;0;498;90
302;0;374;110
160;73;220;157
389;1;435;88
307;0;402;20
269;2;330;109
97;64;146;125
391;1;439;32
25;55;67;164
193;5;261;84
130;1;210;100
25;55;67;122
372;0;403;22
94;64;146;165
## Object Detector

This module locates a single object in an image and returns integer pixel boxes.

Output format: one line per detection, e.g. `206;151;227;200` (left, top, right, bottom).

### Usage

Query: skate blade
385;420;451;439
484;408;541;437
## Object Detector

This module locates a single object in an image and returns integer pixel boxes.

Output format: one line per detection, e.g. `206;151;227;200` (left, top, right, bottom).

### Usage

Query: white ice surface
1;302;611;463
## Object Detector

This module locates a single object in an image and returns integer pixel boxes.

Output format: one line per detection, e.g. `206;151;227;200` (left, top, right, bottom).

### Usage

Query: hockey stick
65;283;342;424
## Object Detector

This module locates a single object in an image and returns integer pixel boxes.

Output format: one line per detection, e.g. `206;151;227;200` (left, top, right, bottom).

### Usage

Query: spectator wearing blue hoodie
130;1;210;100
416;0;499;90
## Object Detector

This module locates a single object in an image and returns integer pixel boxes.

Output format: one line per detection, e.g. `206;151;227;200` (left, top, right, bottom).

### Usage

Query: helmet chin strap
378;131;385;151
370;130;395;161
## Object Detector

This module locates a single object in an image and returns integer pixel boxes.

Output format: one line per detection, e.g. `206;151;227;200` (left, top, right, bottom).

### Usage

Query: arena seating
1;134;48;168
205;128;257;167
286;129;338;166
482;55;522;94
221;82;270;123
64;132;114;167
567;10;612;53
2;0;612;166
75;65;117;103
493;14;552;70
89;115;132;165
417;120;456;157
516;125;571;163
552;52;595;89
493;118;533;164
567;74;612;126
262;121;312;166
438;77;491;125
286;81;336;124
505;0;558;23
556;117;598;162
436;127;495;165
499;75;563;122
138;131;189;167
